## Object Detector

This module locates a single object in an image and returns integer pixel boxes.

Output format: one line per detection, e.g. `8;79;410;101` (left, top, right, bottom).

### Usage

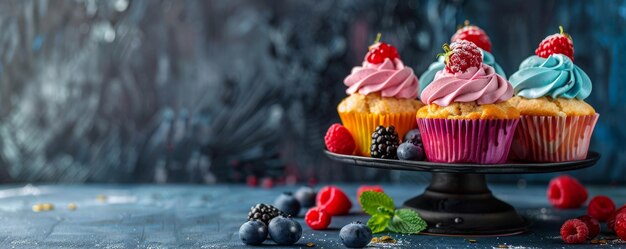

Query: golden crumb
416;101;520;120
306;242;315;247
42;203;54;211
32;204;43;212
96;194;108;202
338;93;423;115
68;203;77;211
508;96;595;117
497;245;508;248
468;239;477;243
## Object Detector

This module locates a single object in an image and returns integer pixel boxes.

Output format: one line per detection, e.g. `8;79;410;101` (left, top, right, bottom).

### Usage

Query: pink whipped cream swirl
344;58;419;99
420;64;513;106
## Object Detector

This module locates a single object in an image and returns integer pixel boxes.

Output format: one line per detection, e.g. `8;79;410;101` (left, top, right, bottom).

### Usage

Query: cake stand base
402;173;530;236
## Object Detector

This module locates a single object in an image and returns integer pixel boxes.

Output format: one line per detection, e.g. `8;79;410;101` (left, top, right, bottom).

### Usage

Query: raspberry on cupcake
419;21;506;96
508;26;598;162
338;33;424;156
417;41;519;164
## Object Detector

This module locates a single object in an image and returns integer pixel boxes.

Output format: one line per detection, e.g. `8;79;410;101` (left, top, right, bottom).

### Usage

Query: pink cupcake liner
509;114;599;162
417;118;519;164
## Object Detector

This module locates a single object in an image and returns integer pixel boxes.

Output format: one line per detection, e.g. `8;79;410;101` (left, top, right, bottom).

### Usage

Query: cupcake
338;34;423;156
417;41;519;164
419;21;506;95
508;26;597;162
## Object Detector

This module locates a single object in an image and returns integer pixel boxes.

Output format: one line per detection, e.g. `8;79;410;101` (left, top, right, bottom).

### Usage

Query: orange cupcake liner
338;111;417;156
509;114;599;162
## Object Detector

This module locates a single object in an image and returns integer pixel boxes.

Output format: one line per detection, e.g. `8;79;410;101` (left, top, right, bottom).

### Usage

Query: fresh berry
370;126;400;159
246;175;258;187
294;186;317;208
274;192;301;217
546;175;588;209
268;216;302;245
577;215;600;239
339;221;373;248
248;203;285;226
560;219;589;244
239;220;268;246
615;212;626;240
535;26;574;61
587;196;616;221
365;33;399;64
403;128;422;145
325;123;356;155
451;20;492;52
607;205;626;232
397;142;425;161
357;185;384;207
305;207;332;230
439;41;483;74
316;186;353;216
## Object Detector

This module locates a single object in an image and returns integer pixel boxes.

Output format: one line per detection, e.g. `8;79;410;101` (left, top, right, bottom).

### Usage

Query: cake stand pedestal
325;151;600;236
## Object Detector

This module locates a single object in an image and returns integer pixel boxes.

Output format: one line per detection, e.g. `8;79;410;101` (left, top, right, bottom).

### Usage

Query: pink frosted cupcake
416;41;520;164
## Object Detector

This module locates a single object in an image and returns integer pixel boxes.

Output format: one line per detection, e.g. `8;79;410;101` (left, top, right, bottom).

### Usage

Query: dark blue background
0;0;622;184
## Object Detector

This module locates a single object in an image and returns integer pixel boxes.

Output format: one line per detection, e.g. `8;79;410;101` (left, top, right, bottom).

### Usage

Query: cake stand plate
325;151;600;236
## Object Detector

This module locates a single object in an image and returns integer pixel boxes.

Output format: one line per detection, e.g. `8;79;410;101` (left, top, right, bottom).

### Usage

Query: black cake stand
325;150;600;236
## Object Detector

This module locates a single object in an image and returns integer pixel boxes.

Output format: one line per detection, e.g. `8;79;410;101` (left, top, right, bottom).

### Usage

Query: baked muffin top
416;101;520;120
508;96;595;117
338;93;424;115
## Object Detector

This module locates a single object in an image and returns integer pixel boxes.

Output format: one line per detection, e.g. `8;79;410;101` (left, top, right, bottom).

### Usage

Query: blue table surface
0;183;624;248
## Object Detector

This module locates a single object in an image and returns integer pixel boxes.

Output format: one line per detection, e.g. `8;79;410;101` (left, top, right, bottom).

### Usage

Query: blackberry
248;203;285;225
370;126;400;159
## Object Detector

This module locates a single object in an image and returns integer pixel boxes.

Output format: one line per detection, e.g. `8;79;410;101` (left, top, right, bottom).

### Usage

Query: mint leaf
360;191;395;216
367;214;390;234
387;208;428;234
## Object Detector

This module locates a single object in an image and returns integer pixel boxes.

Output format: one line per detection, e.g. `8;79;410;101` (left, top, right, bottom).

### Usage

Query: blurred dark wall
0;0;623;184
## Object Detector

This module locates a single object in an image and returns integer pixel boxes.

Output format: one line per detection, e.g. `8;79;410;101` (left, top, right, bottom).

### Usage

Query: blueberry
404;128;422;145
340;221;372;248
239;220;268;246
397;142;425;161
274;192;301;217
294;187;316;208
268;216;302;245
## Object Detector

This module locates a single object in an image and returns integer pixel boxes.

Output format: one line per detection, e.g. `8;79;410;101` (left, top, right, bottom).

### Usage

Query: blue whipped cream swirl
418;49;505;96
508;54;591;100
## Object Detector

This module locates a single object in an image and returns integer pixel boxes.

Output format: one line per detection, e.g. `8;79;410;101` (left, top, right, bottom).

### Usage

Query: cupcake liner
416;118;519;164
509;114;599;162
339;112;417;156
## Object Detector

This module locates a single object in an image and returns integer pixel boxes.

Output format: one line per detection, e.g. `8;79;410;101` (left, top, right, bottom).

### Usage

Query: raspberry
356;185;384;207
535;26;574;61
324;123;356;155
365;33;399;64
587;196;616;221
316;186;352;216
546;175;588;209
577;215;600;239
305;207;331;230
607;205;626;232
439;41;483;74
615;212;626;240
560;219;589;244
451;20;492;52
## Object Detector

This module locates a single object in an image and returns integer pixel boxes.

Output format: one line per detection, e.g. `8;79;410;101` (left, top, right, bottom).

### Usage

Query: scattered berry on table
239;220;268;246
608;205;626;232
248;203;285;226
615;212;626;240
396;142;425;161
268;216;302;245
370;126;400;159
587;195;615;221
439;40;482;74
340;221;373;248
274;192;301;217
294;186;317;208
451;20;492;52
305;207;332;230
535;26;574;61
577;215;600;239
325;123;356;155
403;128;422;145
546;175;588;209
365;33;399;64
316;186;352;216
560;219;589;244
356;185;383;207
